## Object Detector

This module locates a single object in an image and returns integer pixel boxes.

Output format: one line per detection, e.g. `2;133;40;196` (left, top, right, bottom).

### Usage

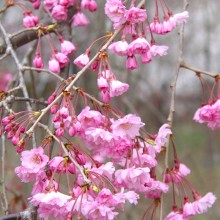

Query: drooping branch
159;1;189;219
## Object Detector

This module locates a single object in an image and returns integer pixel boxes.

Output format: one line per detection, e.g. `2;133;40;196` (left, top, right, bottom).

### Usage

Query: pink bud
55;52;69;68
5;124;12;132
20;126;26;133
48;58;60;73
101;90;111;103
59;107;69;119
33;0;40;9
7;131;14;139
50;103;58;114
76;153;86;165
12;135;20;146
91;59;99;71
2;115;14;125
33;53;44;69
69;126;76;136
55;127;64;136
48;93;56;104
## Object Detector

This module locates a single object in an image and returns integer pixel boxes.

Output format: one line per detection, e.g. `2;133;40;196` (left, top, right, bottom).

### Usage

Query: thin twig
0;21;37;148
22;66;64;81
13;97;48;106
0;133;8;214
159;1;189;219
180;60;219;78
0;52;9;61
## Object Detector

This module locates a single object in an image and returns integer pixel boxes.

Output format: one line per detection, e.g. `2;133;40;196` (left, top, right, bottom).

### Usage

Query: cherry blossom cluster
164;157;216;219
103;0;189;70
1;111;40;152
17;0;99;73
193;99;220;130
12;110;169;219
0;0;217;219
26;0;97;23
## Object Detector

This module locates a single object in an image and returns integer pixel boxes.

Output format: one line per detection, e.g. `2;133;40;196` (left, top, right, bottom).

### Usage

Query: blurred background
0;0;219;219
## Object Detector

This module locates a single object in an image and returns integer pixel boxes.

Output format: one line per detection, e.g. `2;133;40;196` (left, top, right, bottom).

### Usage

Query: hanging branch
159;0;189;219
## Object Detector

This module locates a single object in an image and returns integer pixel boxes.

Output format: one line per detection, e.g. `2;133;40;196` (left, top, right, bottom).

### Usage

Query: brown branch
13;97;48;106
180;60;219;78
0;206;37;220
0;134;8;215
0;23;57;55
159;1;189;219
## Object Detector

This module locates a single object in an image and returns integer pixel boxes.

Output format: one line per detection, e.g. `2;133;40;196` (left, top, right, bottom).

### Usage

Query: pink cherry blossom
109;79;129;97
48;156;75;174
30;191;72;219
141;51;152;64
81;0;98;12
108;40;128;56
148;19;163;34
126;7;147;24
71;12;90;27
97;76;109;91
105;0;127;24
15;147;48;182
51;5;68;21
77;106;105;130
128;37;150;55
84;127;114;147
114;189;139;205
114;167;151;192
89;162;115;181
165;211;188;220
23;12;39;28
101;90;111;103
126;55;138;70
154;123;172;151
193;100;220;130
48;58;60;73
132;148;157;168
150;45;169;56
15;166;37;182
43;0;58;9
20;147;49;171
82;199;119;220
162;19;176;33
171;11;189;25
111;114;145;139
73;52;90;67
183;192;216;217
60;40;76;55
144;180;169;198
55;52;69;68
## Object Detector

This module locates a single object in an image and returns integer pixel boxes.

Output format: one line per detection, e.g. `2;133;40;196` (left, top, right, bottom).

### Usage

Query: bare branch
180;61;219;78
0;133;8;215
